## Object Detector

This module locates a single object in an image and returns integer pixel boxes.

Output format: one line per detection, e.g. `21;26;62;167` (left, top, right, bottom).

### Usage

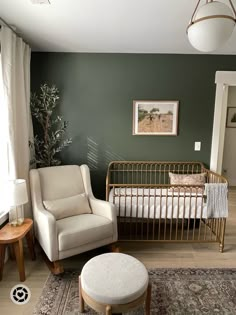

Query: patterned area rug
33;268;236;315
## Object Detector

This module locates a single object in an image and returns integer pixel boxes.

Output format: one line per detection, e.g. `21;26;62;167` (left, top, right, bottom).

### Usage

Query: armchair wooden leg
109;243;120;253
41;250;64;275
51;261;64;275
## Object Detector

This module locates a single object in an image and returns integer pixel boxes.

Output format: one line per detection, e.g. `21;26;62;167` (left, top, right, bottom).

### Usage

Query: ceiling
1;0;236;54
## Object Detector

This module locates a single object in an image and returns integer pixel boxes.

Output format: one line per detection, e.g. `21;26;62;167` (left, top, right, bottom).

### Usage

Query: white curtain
0;26;33;218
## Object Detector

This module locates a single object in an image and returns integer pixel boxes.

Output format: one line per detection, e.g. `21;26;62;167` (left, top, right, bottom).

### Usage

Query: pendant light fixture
187;0;236;52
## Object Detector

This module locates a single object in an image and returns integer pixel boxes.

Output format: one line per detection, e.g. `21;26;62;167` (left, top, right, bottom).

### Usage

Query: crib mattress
109;188;208;219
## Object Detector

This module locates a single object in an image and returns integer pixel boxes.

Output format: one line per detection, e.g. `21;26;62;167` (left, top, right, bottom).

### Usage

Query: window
0;54;10;222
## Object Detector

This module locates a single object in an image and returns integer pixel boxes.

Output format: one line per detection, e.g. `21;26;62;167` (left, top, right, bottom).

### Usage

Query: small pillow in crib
43;193;92;220
169;172;206;193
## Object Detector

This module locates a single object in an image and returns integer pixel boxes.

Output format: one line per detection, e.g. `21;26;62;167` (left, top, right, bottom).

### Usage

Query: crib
106;161;228;252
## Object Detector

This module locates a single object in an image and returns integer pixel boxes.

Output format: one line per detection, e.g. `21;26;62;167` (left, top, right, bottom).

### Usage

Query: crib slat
158;188;162;241
164;187;168;241
170;189;174;240
135;187;138;240
181;192;186;241
198;189;204;241
175;189;180;240
152;187;157;240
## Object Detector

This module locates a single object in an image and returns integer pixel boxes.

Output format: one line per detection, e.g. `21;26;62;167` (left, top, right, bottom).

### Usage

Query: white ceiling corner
0;0;236;54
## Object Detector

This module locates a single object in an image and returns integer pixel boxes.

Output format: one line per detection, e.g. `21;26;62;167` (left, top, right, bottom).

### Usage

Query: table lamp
8;179;28;226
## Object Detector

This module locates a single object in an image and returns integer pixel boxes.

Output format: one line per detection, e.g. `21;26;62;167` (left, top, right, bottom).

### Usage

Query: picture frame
133;100;179;136
226;107;236;128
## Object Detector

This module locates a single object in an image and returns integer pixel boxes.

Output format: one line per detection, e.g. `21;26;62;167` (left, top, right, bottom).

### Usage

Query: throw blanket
204;183;228;218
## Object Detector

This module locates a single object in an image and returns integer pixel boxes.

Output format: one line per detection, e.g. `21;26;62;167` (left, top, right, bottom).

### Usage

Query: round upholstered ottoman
79;253;151;315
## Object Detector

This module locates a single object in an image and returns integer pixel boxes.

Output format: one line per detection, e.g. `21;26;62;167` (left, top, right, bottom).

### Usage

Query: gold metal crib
106;161;228;252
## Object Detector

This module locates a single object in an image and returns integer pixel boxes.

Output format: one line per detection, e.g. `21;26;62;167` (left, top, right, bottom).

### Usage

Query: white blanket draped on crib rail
204;183;228;218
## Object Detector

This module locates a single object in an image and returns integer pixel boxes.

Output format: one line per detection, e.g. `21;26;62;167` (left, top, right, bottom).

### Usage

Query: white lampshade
8;179;28;207
187;1;236;52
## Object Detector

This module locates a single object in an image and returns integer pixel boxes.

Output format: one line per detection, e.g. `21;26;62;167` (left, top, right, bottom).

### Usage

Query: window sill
0;212;8;226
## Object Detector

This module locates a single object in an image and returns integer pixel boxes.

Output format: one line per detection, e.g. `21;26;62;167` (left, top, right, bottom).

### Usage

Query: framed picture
133;100;179;136
226;107;236;128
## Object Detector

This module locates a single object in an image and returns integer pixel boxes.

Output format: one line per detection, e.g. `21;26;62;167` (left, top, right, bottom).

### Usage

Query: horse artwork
133;100;179;136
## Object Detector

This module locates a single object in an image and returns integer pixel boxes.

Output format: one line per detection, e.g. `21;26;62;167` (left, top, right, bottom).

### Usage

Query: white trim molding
215;71;236;86
210;71;236;174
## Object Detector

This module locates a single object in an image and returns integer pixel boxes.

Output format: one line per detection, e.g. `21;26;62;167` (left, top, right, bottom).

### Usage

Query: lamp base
9;218;24;227
9;205;24;227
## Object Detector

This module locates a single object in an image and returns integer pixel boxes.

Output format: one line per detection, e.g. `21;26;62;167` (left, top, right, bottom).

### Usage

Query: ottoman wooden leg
106;305;112;315
79;276;85;313
145;282;152;315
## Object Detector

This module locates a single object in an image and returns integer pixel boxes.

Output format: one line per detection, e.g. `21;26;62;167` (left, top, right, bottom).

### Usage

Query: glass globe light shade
187;1;235;52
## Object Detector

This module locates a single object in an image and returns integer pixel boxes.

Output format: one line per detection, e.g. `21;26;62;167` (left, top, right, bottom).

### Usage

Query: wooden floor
0;188;235;314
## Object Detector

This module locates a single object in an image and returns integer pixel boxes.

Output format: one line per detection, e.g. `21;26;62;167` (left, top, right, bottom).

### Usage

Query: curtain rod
0;16;21;38
0;16;29;46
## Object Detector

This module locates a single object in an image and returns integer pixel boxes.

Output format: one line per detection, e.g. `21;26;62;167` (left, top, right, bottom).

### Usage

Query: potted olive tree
30;83;72;168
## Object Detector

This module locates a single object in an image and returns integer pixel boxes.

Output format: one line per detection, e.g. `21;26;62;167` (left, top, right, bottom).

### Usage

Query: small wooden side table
0;218;36;281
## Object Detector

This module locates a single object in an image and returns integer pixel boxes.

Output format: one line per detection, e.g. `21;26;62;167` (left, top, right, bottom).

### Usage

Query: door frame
210;71;236;173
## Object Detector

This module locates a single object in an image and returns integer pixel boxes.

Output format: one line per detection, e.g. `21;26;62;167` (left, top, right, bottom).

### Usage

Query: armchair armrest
89;197;118;242
79;164;118;241
89;197;116;220
30;169;59;261
33;200;59;262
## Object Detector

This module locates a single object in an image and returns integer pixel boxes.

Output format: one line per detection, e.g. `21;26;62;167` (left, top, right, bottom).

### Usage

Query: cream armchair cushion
30;165;118;262
57;214;113;251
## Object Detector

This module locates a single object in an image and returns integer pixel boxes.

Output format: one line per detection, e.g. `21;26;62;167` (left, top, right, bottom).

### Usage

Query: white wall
222;86;236;186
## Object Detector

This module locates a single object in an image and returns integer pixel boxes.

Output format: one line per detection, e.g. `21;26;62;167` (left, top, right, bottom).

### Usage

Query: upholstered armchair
30;165;117;273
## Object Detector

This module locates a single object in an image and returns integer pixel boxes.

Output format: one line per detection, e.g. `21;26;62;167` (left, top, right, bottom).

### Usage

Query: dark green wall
31;53;236;198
